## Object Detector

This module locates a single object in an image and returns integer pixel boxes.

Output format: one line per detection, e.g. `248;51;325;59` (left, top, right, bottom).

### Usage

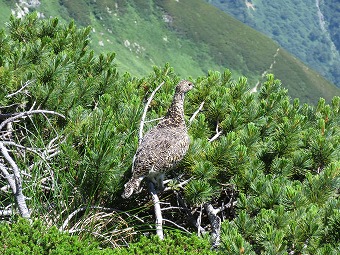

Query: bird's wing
132;127;189;174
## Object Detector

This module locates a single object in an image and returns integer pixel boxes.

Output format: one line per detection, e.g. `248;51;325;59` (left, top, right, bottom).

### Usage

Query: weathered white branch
0;209;13;216
148;181;164;240
139;81;164;143
163;219;191;234
209;130;223;142
209;121;223;142
197;204;203;236
0;163;16;194
0;109;65;131
216;200;238;214
2;141;43;156
0;142;30;219
204;203;221;249
144;117;164;123
6;80;34;98
189;101;205;123
250;82;259;94
160;206;186;211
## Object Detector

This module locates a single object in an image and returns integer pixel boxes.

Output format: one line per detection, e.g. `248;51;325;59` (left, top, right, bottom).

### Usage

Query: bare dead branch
2;141;43;156
204;203;221;249
250;82;259;94
0;163;16;194
0;109;65;131
0;209;13;216
216;200;237;214
1;184;11;193
197;204;203;236
6;80;34;98
163;219;191;234
139;81;164;143
144;117;164;123
0;142;30;219
148;181;164;240
160;206;186;211
189;101;205;123
0;103;22;110
209;123;223;142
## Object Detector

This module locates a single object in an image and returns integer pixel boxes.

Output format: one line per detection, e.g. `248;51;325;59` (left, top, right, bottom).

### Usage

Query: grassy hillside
0;0;339;103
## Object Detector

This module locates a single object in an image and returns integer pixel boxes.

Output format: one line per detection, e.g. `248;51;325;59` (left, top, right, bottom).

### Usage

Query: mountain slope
155;0;339;103
207;0;340;87
0;0;339;103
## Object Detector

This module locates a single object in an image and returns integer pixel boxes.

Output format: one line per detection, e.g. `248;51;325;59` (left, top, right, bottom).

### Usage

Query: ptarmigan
122;80;194;198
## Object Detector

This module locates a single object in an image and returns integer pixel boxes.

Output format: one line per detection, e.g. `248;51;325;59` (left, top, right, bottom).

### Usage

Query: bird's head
175;80;194;94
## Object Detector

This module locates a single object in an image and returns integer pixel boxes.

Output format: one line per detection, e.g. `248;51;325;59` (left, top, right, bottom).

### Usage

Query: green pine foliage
0;14;339;254
0;219;103;255
0;219;217;255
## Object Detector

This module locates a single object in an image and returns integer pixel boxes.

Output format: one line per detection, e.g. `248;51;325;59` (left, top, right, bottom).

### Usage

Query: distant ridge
0;0;339;103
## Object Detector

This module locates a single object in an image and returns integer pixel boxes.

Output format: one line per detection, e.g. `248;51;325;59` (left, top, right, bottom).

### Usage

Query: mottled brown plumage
122;80;194;199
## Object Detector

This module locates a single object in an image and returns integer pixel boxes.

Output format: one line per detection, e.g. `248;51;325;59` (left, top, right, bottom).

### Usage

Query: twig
148;181;164;240
6;80;34;98
144;117;164;123
0;103;22;110
0;109;65;131
176;191;207;235
2;141;44;157
197;204;203;236
161;206;186;211
216;200;237;214
163;219;191;234
209;123;223;142
1;184;11;192
189;101;205;123
139;81;164;143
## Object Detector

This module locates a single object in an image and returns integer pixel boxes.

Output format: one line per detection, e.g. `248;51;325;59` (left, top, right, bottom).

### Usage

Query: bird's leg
147;172;165;193
156;173;165;192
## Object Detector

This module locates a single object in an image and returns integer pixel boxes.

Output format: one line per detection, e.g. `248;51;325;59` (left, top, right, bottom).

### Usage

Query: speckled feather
122;80;193;199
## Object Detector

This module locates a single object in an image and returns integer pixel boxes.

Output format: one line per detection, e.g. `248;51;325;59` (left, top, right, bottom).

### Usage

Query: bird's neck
161;93;186;127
